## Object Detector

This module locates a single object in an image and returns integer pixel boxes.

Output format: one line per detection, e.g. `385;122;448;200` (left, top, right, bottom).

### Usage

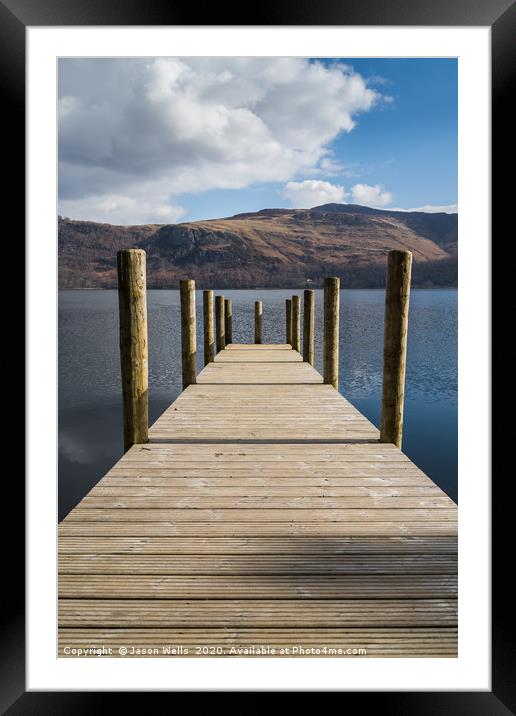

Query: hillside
58;204;458;289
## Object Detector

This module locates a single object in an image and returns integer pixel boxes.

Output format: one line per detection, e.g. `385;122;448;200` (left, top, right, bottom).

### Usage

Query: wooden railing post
380;250;413;448
286;298;292;346
117;249;149;452
224;298;233;344
303;289;315;365
203;289;214;365
255;301;263;344
180;279;197;390
323;276;340;389
291;295;300;352
216;295;225;353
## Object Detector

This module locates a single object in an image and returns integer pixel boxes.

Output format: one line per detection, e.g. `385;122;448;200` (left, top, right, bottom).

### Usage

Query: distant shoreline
58;205;457;292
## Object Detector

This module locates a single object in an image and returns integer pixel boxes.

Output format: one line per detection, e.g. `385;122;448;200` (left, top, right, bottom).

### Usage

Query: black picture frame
6;0;508;709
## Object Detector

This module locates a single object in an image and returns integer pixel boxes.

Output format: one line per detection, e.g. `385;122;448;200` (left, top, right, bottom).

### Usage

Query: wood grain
59;342;457;658
116;249;148;451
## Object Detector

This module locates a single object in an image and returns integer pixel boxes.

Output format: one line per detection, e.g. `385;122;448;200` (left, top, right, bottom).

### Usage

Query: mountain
58;204;458;289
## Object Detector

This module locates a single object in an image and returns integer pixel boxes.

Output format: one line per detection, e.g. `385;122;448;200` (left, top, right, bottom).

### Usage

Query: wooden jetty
59;251;457;658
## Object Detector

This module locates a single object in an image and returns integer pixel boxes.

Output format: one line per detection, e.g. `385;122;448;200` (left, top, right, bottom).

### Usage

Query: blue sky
58;58;457;224
180;59;458;221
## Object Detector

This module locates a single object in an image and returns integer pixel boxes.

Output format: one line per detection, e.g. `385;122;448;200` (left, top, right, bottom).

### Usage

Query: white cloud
389;203;458;214
58;58;381;223
317;157;344;176
282;179;400;210
59;191;186;225
350;183;392;207
282;180;348;208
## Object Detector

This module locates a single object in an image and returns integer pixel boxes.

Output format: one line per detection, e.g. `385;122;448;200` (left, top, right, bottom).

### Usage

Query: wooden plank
59;522;457;536
80;495;454;509
94;475;436;486
91;485;445;496
59;598;458;627
149;426;379;442
58;343;458;658
110;450;426;461
196;362;323;384
116;463;419;472
215;350;303;363
169;387;350;394
100;477;435;488
59;574;457;599
116;462;413;470
59;553;457;574
225;344;292;350
58;536;458;554
67;508;458;522
126;442;407;459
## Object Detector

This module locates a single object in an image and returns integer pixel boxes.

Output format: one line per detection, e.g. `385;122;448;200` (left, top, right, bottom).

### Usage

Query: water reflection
59;288;458;519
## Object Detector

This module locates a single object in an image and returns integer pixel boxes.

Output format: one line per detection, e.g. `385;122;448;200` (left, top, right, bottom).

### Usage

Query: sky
58;57;457;225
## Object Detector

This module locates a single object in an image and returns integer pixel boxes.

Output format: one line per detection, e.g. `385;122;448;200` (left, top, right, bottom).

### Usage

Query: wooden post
224;298;233;344
380;250;413;448
216;295;225;353
203;289;214;365
179;279;197;390
117;249;148;452
286;298;292;345
254;301;263;344
323;276;340;389
303;289;315;365
291;295;300;352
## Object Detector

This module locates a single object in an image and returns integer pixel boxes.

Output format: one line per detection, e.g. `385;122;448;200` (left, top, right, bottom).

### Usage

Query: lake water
58;289;458;520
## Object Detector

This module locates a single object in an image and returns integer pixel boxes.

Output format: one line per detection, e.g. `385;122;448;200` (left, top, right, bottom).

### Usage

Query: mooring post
286;298;292;346
117;249;149;452
380;250;413;448
254;300;263;344
203;289;215;365
216;295;225;353
303;289;315;365
180;279;197;390
224;298;233;344
323;276;340;389
291;295;300;352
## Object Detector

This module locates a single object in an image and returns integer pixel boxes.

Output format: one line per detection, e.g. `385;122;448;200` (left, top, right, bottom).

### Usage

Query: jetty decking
59;344;458;658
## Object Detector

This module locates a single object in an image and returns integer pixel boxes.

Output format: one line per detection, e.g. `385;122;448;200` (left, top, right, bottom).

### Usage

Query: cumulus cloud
281;179;398;210
317;157;344;176
281;180;394;210
59;193;186;226
350;183;392;207
282;180;348;208
58;58;381;224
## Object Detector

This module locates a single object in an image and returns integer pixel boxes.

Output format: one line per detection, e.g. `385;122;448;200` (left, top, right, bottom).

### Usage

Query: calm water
58;289;458;519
